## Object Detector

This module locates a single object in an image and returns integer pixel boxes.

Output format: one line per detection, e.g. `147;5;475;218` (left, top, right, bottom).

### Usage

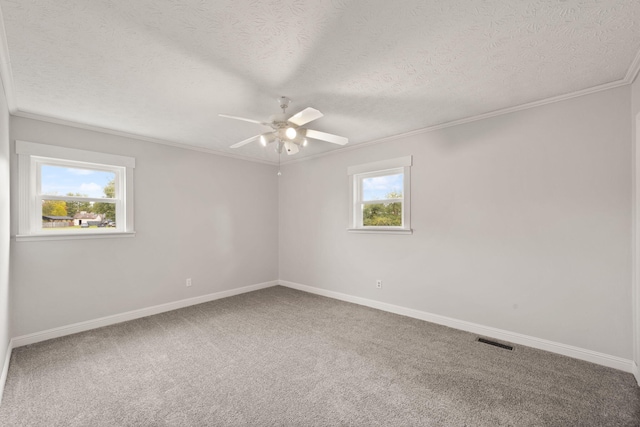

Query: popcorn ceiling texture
1;0;639;162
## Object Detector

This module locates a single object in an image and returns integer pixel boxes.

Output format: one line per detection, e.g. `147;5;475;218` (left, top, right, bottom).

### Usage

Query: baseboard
633;362;640;385
12;280;278;348
279;280;634;374
0;339;13;406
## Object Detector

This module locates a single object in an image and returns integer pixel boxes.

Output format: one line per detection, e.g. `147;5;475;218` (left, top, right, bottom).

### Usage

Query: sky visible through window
41;165;114;198
362;173;403;201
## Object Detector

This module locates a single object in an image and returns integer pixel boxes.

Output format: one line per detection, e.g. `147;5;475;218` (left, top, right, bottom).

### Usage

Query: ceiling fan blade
284;141;299;155
230;134;260;148
288;107;323;126
219;114;270;126
305;129;348;145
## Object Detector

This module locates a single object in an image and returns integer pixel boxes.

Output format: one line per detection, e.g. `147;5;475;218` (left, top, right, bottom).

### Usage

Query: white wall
9;116;279;337
280;86;632;359
0;78;10;396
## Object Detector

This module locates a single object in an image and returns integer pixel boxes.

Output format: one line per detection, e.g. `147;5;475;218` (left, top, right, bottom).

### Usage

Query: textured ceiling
1;0;639;163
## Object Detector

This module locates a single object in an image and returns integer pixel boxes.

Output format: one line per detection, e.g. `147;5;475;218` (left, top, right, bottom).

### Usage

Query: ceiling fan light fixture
284;140;299;155
302;138;308;147
285;127;297;139
259;133;275;147
291;127;307;145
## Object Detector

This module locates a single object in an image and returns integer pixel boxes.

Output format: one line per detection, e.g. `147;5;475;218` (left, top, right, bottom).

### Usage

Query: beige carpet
0;286;638;426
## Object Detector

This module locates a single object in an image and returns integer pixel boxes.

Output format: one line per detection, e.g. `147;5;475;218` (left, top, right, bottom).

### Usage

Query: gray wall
4;84;635;364
9;116;279;337
279;86;632;359
0;80;10;385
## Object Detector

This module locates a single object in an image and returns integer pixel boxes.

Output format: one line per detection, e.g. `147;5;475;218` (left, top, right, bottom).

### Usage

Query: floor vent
477;337;513;351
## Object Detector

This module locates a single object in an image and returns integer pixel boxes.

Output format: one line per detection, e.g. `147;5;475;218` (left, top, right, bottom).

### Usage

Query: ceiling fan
219;96;348;155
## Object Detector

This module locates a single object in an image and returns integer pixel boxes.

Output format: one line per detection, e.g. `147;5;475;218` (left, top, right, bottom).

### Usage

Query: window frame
348;155;412;234
16;140;136;241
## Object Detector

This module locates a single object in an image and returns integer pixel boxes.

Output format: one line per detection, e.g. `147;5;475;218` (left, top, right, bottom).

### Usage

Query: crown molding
8;75;634;169
18;72;631;169
280;45;640;165
626;47;640;84
280;77;632;166
12;110;277;166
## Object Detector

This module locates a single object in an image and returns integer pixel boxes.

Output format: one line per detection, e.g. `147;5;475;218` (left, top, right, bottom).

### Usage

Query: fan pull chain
277;152;282;176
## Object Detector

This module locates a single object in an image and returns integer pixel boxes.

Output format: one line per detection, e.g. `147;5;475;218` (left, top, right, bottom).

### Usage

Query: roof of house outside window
42;215;73;220
73;212;101;220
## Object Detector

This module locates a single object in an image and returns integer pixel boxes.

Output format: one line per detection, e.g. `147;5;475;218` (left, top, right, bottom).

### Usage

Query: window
16;141;135;241
348;156;412;234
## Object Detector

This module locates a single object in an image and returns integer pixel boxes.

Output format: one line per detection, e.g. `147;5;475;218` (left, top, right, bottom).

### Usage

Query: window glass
41;199;116;232
39;164;118;231
40;165;115;198
363;202;402;226
362;173;403;201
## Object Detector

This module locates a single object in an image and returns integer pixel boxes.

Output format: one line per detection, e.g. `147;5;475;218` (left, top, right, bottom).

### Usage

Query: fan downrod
278;96;291;113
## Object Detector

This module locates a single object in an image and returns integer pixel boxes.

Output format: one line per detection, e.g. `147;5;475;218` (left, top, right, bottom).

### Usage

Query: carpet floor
0;286;638;426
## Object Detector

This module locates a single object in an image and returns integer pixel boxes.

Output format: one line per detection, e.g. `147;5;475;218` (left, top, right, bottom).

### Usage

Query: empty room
1;1;640;425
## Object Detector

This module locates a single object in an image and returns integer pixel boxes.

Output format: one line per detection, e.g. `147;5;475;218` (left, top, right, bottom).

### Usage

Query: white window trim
16;140;136;241
347;155;412;235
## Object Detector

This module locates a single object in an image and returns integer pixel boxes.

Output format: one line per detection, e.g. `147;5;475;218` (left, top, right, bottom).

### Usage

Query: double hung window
348;156;412;234
16;141;135;240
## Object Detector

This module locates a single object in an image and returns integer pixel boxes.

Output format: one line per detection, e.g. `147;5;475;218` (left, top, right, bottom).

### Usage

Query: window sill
15;231;136;242
347;228;412;235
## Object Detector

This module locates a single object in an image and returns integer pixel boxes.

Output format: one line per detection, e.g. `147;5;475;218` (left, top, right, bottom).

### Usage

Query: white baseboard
0;339;13;406
12;280;278;348
279;280;634;374
633;362;640;385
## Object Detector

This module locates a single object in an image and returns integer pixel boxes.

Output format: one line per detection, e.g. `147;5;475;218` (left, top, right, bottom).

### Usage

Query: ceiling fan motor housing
278;96;291;112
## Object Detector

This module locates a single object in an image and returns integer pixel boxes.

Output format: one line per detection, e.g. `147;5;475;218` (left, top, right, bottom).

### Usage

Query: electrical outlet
376;280;382;289
186;278;192;287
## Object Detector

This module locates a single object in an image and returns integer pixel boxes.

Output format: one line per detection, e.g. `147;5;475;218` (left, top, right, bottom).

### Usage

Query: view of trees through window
41;179;116;229
350;159;410;232
362;191;402;226
360;171;403;227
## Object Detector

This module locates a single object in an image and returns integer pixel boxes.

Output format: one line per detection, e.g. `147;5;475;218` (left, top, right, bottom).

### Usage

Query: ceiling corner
625;47;640;85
